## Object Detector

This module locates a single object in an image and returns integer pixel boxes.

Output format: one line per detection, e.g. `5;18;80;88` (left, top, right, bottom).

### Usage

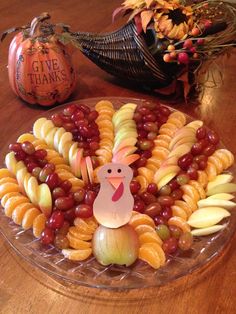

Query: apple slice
207;174;233;191
157;172;179;190
197;198;236;209
16;167;27;193
112;110;135;128
187;207;230;228
85;156;94;184
112;146;137;163
17;133;35;143
81;158;89;185
154;165;180;185
73;148;83;177
113;138;137;154
206;183;236;196
33;117;47;139
54;127;66;150
169;127;196;150
38;183;52;217
168;144;191;158
191;224;226;236
172;137;195;150
207;193;235;201
45;127;57;148
5;152;17;175
27;176;39;205
41;120;55;138
186;120;203;130
119;154;140;166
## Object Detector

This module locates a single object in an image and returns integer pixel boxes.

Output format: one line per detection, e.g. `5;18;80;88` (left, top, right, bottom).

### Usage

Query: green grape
178;232;193;251
156;224;170;241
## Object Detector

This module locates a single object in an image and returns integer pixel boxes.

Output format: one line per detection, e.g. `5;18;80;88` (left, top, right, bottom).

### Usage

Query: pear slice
33;117;47;139
197;198;236;209
191;224;226;236
207;174;233;191
187;207;230;228
206;183;236;196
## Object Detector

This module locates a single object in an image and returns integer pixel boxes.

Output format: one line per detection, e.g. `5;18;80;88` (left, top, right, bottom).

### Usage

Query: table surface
0;1;236;313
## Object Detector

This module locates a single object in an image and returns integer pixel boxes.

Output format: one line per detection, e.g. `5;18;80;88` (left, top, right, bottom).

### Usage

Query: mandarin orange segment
0;177;17;185
134;224;156;236
129;213;155;229
1;192;21;207
139;245;161;269
168;216;191;233
0;182;21;198
12;203;35;224
22;207;41;229
62;248;92;261
139;231;163;246
67;232;91;249
4;195;29;217
0;168;15;180
33;213;47;238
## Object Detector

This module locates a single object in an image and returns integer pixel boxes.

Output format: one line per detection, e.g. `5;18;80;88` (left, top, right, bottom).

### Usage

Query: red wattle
112;182;124;202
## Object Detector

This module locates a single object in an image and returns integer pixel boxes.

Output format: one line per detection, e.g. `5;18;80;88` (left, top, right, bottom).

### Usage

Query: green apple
92;225;139;267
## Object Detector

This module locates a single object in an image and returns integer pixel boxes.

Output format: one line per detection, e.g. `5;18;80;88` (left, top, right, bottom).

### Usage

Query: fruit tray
0;97;236;290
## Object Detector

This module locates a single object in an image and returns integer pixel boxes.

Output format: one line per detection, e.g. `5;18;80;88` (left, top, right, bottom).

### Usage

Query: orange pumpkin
7;13;77;106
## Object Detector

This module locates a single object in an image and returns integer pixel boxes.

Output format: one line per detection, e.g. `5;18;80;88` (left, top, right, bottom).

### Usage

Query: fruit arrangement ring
0;97;236;290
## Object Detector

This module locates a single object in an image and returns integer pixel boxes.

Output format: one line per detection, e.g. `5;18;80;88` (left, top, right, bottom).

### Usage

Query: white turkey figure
93;163;134;228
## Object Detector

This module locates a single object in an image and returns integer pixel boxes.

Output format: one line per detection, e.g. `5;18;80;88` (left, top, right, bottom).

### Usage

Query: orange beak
107;176;124;190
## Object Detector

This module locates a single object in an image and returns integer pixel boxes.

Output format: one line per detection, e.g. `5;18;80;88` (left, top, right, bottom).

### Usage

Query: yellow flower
154;3;194;40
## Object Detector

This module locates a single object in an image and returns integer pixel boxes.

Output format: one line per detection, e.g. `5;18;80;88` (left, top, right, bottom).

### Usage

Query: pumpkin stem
30;12;51;37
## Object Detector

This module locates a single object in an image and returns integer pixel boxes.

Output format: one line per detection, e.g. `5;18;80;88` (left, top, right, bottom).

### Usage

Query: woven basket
72;21;185;89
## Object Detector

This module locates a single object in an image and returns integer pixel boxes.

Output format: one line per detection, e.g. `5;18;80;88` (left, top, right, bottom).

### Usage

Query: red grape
143;113;156;122
191;142;204;155
63;104;77;116
21;141;35;155
87;110;98;121
73;188;86;203
32;167;42;178
178;232;193;250
144;202;161;217
207;130;219;145
59;180;72;193
84;190;96;205
160;206;173;220
71;110;84;121
133;112;142;123
143;122;158;132
46;173;60;190
147;183;158;195
51;113;63;127
178;153;193;170
154;215;166;226
169;179;179;191
52;187;66;200
162;237;178;254
63;208;76;223
34;149;47;160
157;196;174;207
203;145;216;157
48;210;64;229
54;234;69;249
196;126;207;140
55;196;75;211
27;162;38;173
75;204;93;218
187;167;198;180
159;185;171;196
130;180;141;194
41;227;55;245
170;188;183;201
169;225;182;239
9;143;22;152
140;191;156;205
133;200;145;213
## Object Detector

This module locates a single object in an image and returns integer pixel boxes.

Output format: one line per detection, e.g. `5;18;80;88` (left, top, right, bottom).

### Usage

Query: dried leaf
145;0;154;8
177;70;191;101
140;10;153;33
134;15;143;35
0;27;22;42
127;8;143;22
112;6;127;22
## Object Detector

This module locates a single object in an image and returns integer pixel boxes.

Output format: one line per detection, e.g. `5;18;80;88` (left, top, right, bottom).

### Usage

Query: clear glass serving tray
0;97;235;290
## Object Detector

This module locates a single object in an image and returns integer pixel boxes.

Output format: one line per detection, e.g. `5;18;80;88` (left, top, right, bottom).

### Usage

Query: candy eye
107;169;112;173
117;169;121;173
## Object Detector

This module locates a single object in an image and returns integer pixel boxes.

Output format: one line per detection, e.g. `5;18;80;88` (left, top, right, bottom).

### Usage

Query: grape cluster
133;103;171;171
51;103;100;158
9;141;98;247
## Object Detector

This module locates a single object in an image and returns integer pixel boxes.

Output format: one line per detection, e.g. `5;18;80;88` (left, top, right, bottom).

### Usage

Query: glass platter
0;97;235;290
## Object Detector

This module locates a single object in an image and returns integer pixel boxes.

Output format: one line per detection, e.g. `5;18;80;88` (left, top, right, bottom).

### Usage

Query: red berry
183;39;193;49
178;52;189;64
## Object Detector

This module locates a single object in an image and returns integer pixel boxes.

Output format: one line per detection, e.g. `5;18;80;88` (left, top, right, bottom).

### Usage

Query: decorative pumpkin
5;13;77;106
